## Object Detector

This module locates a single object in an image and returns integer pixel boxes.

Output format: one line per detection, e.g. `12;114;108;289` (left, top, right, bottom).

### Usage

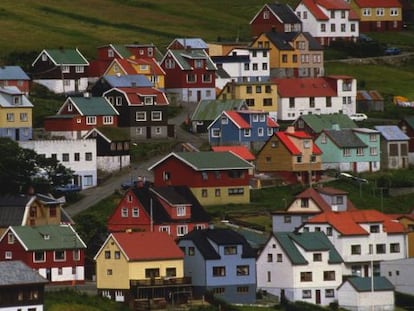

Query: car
349;113;368;121
384;47;401;56
358;33;374;43
55;183;81;193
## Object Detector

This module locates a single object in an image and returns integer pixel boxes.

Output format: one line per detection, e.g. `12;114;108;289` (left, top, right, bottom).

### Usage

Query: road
65;100;205;217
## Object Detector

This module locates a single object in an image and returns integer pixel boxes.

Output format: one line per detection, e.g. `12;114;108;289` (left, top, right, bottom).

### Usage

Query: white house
302;210;407;277
294;0;359;46
256;231;343;306
19;139;97;189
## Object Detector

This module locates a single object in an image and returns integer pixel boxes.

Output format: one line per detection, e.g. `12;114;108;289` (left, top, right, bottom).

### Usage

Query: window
390;243;400;253
54;250;65;261
105;250;111;259
267;253;273;262
177;225;188;237
301;198;309;208
284;216;291;223
136;111;146;121
188;247;195;256
6;113;14;121
34;251;45;262
237;286;249;293
73;250;80;261
252;63;258;71
370;147;378;156
107;269;113;276
376;244;386;254
75;66;84;73
62;153;69;162
237;265;249;276
326;227;333;236
313;253;322;262
300;272;312;282
211;128;221;138
289;97;295;108
165;58;175;69
166;267;176;277
258;127;264;136
357;148;364;156
277;254;283;262
330;24;336;32
85;152;92;161
5;251;12;259
324;271;336;281
215;189;221;197
302;290;312;299
244;129;251;137
177;206;186;217
132;208;139;218
20;112;28;121
202;74;212;83
151;111;162;121
325;289;335;298
390;8;398;16
103;116;113;124
214;287;225;294
351;244;361;255
202;189;208;197
86;116;96;125
145;268;160;278
263;98;272;106
121;208;128;218
282;54;288;63
343;148;351;157
321;23;326;32
370;225;380;233
61;65;70;73
224;246;237;255
228;188;244;195
187;74;196;83
213;266;226;277
263;10;269;19
376;8;384;16
114;251;121;259
7;232;14;244
341;24;346;32
363;8;371;16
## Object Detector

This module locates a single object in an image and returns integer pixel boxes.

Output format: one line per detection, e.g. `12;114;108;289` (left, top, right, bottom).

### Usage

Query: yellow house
94;231;191;308
393;215;414;257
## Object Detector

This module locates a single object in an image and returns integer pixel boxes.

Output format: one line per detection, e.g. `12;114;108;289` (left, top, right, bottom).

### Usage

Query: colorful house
94;231;191;308
44;96;119;140
178;228;257;304
148;151;254;206
0;224;87;284
0;66;31;95
398;116;414;165
0;86;33;141
167;38;209;51
255;127;323;184
106;184;211;238
374;125;409;170
256;231;343;305
90;74;153;97
208;110;279;149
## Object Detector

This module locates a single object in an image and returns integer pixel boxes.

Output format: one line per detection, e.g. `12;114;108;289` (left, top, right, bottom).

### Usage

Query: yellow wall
0;107;32;127
129;259;184;280
256;136;294;172
351;3;402;22
287;198;321;212
191;186;250;206
397;217;414;257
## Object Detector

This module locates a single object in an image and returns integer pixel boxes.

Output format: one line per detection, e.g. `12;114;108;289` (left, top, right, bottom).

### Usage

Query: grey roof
374;125;409;141
0;86;33;108
324;129;367;148
302;32;323;50
216;67;231;79
264;31;296;50
173;38;208;49
0;66;30;80
0;261;47;286
267;3;302;24
191;99;246;121
0;195;32;227
211;55;250;64
341;276;394;292
102;74;153;88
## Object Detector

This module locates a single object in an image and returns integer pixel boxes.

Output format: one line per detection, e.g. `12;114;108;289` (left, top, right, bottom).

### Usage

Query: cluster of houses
1;1;414;310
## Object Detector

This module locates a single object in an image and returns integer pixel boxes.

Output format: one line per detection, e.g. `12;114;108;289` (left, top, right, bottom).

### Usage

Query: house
272;186;356;233
31;48;89;94
148;151;254;206
178;228;257;304
43;95;119;140
211;145;256;176
337;276;394;311
0;66;31;95
90;74;154;97
389;213;414;258
380;258;414;294
0;224;87;284
217;81;278;119
350;0;403;32
190;99;247;133
106;184;211;238
294;0;360;46
102;86;173;140
250;31;324;78
167;38;209;52
250;3;302;37
272;76;357;121
94;231;191;308
356;90;384;112
293;113;358;138
0;260;48;311
159;49;216;103
256;231;343;305
208;110;279;149
19;139;97;190
315;126;380;173
398;116;414;164
255;127;323;185
82;127;131;173
0;193;73;236
302;209;407;277
0;86;33;141
374;125;409;170
207;41;250;57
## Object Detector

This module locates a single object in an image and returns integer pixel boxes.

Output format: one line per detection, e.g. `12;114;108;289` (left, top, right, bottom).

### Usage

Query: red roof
276;129;322;155
212;145;256;161
114;59;137;75
354;0;401;8
294;187;356;212
267;117;279;128
308;210;405;235
112;231;184;261
117;87;169;105
272;77;337;97
225;110;251;129
317;0;352;10
301;0;329;20
276;132;301;155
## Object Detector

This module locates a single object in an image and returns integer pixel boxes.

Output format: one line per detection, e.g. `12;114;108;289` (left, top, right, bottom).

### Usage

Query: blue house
178;228;257;304
208;110;279;149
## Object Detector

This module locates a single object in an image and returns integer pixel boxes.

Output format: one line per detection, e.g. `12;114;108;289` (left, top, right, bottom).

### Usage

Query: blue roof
175;38;208;49
0;66;30;80
103;75;152;88
374;125;409;141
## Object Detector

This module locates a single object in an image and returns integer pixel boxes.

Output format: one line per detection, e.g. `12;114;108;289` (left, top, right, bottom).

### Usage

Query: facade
303;210;406;277
256;231;343;305
148;151;254;206
380;258;414;295
44;96;119;140
0;86;33;141
398;116;414;164
107;184;211;239
178;228;257;304
255;127;323;184
351;0;403;32
0;260;48;311
273;76;356;121
0;66;30;95
31;48;89;94
295;0;359;46
0;224;86;284
250;3;302;37
19;139;97;189
374;125;409;170
95;231;191;308
315;127;381;173
208;110;279;149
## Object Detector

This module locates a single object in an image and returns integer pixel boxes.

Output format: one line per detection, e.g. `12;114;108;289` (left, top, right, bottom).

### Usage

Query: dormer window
42;53;47;61
177;206;186;217
148;48;153;56
67;104;73;112
61;66;70;73
13;96;21;105
195;59;203;68
224;246;237;255
263;10;269;19
221;115;228;124
43;234;50;240
144;96;154;105
7;232;14;244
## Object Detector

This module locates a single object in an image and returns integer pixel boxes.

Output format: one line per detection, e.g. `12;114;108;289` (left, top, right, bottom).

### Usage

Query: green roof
403;116;414;129
191;99;246;121
169;49;216;70
94;126;130;141
69;97;118;116
45;49;89;65
275;231;343;265
297;114;357;133
344;276;394;292
111;44;132;58
11;224;86;251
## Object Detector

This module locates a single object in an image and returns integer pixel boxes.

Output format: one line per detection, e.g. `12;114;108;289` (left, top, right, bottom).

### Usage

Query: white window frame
20;112;28;121
103;116;113;125
136;112;146;121
159;226;171;234
144;96;154;105
86;116;96;125
61;65;70;73
6;113;14;122
244;129;251;137
75;66;84;73
187;74;196;83
132;208;139;218
5;251;12;260
54;250;66;262
33;251;46;263
177;225;188;237
177;206;186;217
151;111;162;121
121;208;128;218
258;127;264;136
211;128;221;137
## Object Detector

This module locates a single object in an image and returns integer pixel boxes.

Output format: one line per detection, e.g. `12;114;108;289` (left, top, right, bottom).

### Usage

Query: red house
148;151;254;206
107;183;211;239
44;95;119;139
0;224;87;285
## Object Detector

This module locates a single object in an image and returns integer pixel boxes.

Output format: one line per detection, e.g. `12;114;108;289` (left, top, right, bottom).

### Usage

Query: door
315;289;321;304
